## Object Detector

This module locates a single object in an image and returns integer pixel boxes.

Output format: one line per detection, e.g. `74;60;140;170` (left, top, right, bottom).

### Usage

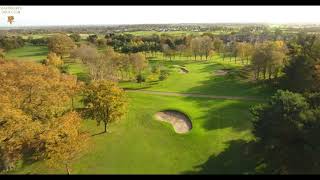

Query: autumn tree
175;44;186;57
0;61;86;172
0;61;80;121
251;45;266;80
244;43;254;64
236;42;254;64
78;47;117;81
213;38;224;54
82;80;127;133
129;52;148;75
236;42;246;64
70;44;99;64
200;36;213;60
39;112;89;174
96;39;107;48
43;52;64;67
162;44;174;60
0;97;42;171
190;37;201;60
251;41;286;80
48;34;76;58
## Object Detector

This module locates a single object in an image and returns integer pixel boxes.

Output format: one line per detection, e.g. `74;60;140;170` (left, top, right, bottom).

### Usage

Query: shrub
159;70;170;81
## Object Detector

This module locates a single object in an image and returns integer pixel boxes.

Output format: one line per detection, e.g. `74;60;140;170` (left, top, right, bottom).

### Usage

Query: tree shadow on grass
182;140;262;174
123;86;152;90
91;131;106;137
17;52;47;58
191;99;256;131
179;62;273;132
183;62;274;98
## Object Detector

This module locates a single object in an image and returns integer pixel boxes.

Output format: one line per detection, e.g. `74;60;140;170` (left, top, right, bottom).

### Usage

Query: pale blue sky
0;6;320;27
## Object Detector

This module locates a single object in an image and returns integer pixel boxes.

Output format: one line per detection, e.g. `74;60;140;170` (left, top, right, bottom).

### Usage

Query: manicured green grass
13;92;258;174
65;62;90;82
120;56;274;99
5;45;49;62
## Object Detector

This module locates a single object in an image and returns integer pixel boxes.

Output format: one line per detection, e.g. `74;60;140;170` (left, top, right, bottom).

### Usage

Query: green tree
251;90;320;174
69;33;81;42
281;55;317;93
136;74;146;84
159;69;169;81
87;34;98;44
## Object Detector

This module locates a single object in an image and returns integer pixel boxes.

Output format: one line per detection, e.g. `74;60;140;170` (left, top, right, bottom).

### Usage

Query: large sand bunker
155;110;192;134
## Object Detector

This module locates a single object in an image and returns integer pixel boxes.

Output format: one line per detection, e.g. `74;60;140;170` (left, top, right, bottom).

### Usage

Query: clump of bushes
159;69;170;81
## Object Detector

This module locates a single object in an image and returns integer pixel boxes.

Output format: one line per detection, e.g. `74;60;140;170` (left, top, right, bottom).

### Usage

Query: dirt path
126;89;264;101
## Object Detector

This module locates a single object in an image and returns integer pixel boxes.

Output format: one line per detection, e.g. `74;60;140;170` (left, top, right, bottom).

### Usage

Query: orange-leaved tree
82;80;127;134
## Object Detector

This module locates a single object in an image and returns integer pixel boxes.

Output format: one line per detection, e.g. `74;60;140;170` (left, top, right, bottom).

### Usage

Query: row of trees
44;34;291;84
249;33;320;174
71;44;148;81
251;40;287;80
0;36;24;50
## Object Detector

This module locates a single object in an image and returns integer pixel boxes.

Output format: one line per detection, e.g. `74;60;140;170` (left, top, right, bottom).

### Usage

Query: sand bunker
213;69;229;76
179;67;189;74
155;110;192;134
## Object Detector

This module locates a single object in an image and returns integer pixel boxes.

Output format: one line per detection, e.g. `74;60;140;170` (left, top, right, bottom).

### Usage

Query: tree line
249;33;320;174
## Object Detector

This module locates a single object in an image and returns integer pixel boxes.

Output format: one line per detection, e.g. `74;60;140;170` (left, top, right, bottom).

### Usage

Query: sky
0;6;320;27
